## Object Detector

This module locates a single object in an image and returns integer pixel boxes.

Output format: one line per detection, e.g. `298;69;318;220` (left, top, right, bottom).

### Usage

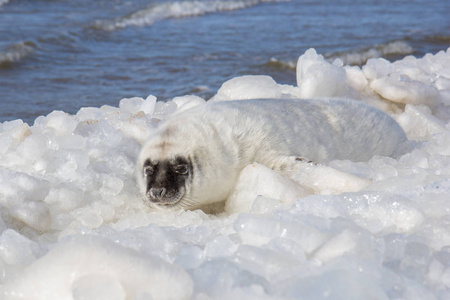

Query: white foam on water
94;0;290;31
0;42;34;66
326;40;415;66
1;47;450;299
0;41;35;66
268;41;415;71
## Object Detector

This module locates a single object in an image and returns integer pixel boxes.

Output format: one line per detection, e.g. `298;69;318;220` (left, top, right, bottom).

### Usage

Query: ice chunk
119;97;145;114
328;160;374;179
0;229;40;266
299;192;425;234
225;163;310;213
234;244;301;281
53;151;90;182
140;95;157;115
285;269;389;300
279;84;303;98
44;187;84;213
191;259;269;297
266;237;307;263
0;170;49;206
344;65;369;92
9;202;52;232
312;229;358;262
213;284;279;300
54;134;87;150
76;107;103;121
234;214;329;254
249;196;290;215
424;132;450;157
296;48;351;98
0;229;44;284
435;76;450;91
72;207;103;229
172;95;206;113
100;176;124;196
1;120;22;131
370;74;439;106
0;121;31;152
153;100;177;119
362;57;393;80
396;104;447;138
311;227;382;264
72;274;125;300
43;111;78;135
174;246;204;269
16;134;49;162
399;242;431;280
0;217;6;234
75;119;122;147
213;75;282;101
204;235;237;258
0;236;193;300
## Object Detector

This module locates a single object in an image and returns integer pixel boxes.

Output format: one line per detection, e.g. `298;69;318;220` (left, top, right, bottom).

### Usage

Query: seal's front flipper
294;157;315;164
294;163;371;194
269;155;371;195
267;155;316;178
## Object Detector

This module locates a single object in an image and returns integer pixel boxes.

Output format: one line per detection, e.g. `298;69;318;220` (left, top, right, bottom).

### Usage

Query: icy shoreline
1;48;450;299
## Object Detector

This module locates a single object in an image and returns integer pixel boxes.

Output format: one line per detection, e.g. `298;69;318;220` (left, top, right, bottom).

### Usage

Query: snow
1;47;450;299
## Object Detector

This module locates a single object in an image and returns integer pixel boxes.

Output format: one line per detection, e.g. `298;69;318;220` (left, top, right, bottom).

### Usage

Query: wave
0;0;9;8
267;40;415;70
425;34;450;43
266;57;296;70
92;0;289;31
325;40;414;66
0;41;35;67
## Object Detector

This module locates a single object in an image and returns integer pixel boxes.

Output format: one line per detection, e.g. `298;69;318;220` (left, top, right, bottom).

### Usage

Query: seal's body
136;99;407;211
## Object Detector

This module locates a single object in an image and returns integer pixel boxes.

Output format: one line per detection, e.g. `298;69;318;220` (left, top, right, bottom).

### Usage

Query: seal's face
141;156;192;208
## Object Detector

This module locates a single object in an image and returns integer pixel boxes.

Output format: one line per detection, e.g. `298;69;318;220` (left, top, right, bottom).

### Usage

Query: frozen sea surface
0;47;450;299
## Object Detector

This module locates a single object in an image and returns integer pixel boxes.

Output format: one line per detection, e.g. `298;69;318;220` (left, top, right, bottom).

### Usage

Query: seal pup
136;98;407;212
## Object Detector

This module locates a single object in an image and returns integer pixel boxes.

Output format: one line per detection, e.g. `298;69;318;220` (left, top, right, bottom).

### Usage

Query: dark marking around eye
174;156;193;178
143;159;156;177
144;159;153;167
144;165;154;177
174;164;188;174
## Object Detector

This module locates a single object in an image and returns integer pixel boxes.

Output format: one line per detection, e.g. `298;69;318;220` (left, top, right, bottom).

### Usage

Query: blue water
0;0;449;124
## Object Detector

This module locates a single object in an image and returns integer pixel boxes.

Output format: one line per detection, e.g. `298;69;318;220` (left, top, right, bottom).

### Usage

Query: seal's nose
150;187;166;201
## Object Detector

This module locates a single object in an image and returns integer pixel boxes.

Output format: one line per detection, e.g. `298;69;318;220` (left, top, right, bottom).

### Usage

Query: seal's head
140;155;192;208
137;117;240;212
136;123;196;210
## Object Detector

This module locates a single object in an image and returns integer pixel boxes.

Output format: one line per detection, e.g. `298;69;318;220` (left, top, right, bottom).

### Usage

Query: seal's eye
174;164;189;175
143;165;154;177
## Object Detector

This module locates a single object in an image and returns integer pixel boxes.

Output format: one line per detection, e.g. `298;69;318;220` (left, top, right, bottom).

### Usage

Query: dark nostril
150;187;166;200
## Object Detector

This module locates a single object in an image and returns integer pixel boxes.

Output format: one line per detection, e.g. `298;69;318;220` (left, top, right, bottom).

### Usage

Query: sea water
1;0;450;299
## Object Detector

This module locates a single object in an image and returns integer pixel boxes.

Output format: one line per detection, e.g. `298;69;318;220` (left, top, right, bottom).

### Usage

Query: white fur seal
136;98;407;211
